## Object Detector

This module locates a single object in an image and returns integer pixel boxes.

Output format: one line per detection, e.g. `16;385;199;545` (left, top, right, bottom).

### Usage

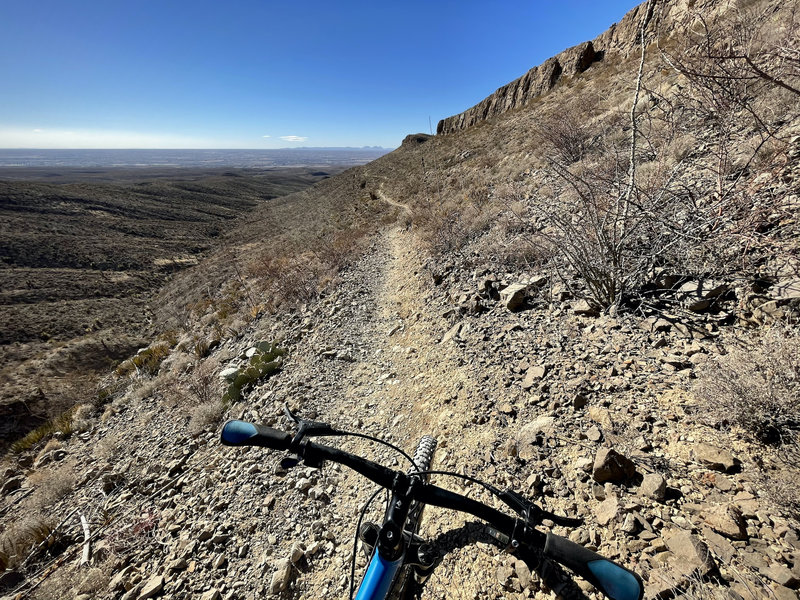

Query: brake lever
499;489;583;528
283;403;343;448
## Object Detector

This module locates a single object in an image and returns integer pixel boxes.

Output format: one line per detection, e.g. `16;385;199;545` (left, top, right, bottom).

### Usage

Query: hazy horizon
0;148;391;169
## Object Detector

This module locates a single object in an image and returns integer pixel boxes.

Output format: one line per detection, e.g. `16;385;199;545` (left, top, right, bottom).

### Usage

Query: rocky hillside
2;0;799;599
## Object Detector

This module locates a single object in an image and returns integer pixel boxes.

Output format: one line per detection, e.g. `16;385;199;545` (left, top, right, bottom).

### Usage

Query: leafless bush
520;150;721;309
188;401;224;435
694;325;800;446
511;0;799;310
660;1;800;195
186;360;219;406
533;110;596;164
250;253;322;310
107;510;160;557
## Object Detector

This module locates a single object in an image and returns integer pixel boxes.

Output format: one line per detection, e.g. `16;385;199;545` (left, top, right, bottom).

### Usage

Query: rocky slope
1;215;799;599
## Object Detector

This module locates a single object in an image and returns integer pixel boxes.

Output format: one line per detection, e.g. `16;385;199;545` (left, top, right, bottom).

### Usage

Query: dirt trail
267;221;507;598
329;225;508;599
377;188;412;217
0;221;538;600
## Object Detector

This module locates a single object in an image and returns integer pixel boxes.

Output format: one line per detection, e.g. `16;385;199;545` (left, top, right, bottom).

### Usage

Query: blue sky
0;1;640;149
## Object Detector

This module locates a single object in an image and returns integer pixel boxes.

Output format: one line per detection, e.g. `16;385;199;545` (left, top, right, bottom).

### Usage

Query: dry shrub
0;516;61;571
29;466;77;510
189;401;225;435
75;566;109;595
416;198;496;260
764;469;800;519
95;433;122;460
187;360;219;406
71;402;95;433
694;324;800;445
34;438;62;464
107;510;159;557
532;109;596;164
251;253;323;310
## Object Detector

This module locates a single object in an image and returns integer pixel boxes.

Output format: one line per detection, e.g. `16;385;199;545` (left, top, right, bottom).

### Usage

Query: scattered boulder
137;575;164;600
693;443;738;472
639;473;667;501
588;407;614;431
441;322;463;344
595;495;620;526
521;365;546;389
592;448;637;483
573;299;600;316
664;530;716;577
515;417;555;459
703;504;748;540
760;564;800;589
270;558;293;594
500;283;528;310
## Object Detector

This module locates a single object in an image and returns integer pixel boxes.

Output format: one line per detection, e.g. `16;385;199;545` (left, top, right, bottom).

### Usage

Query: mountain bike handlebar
220;420;644;600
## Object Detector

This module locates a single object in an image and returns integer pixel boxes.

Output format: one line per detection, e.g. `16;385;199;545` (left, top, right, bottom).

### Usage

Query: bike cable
349;486;388;600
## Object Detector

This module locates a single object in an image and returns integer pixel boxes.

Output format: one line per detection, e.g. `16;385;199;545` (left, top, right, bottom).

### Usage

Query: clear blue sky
0;1;640;149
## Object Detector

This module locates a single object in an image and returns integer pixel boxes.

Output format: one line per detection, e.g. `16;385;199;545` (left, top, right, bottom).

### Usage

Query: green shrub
10;407;78;454
222;341;286;405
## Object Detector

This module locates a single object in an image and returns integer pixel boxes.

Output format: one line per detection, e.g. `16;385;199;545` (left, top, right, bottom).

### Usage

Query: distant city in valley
0;147;392;169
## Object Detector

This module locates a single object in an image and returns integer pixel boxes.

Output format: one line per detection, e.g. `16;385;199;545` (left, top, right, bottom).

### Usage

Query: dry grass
10;407;78;454
114;342;171;377
694;324;800;518
95;432;122;461
186;360;219;406
28;466;77;510
188;401;226;435
694;324;800;445
0;515;62;571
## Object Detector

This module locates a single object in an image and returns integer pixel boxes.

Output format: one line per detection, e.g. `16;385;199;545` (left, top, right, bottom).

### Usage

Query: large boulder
592;448;637;483
499;283;528;310
664;530;716;577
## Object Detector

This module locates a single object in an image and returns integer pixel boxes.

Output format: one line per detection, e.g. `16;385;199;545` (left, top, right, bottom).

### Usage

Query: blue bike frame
354;551;404;600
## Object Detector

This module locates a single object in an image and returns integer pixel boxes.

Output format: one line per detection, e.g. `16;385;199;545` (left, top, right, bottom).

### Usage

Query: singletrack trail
241;215;516;599
376;188;413;216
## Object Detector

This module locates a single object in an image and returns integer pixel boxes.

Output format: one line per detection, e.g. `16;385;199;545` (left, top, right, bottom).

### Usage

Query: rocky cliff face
437;0;693;135
437;41;598;136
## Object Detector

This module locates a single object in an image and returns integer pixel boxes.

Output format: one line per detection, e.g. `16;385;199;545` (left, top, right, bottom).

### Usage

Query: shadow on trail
419;520;591;600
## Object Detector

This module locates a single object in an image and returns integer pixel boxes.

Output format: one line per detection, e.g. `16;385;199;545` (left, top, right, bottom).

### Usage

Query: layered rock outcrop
437;41;597;135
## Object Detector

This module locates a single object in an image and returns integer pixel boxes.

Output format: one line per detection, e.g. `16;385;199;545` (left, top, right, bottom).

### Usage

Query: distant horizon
0;147;392;169
0;146;393;151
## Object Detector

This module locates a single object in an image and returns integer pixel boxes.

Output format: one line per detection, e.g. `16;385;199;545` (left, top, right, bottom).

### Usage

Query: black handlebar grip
543;532;643;600
220;420;291;450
